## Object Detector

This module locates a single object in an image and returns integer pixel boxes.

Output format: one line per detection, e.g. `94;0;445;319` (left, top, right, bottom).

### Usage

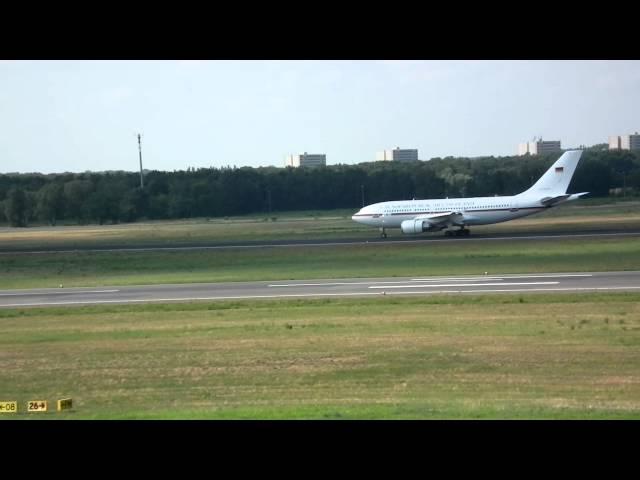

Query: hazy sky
1;60;639;174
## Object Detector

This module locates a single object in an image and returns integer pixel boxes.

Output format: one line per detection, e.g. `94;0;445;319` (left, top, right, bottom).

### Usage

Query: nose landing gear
379;227;387;238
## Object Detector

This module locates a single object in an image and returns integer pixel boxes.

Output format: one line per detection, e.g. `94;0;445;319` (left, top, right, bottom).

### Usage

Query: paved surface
1;271;639;307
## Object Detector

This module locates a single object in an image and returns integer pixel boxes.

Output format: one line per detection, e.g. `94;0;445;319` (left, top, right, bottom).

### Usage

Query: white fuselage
352;194;548;229
351;151;586;234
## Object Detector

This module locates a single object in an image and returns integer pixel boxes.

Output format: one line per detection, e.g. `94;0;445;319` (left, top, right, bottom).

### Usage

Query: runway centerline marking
2;283;640;307
411;274;592;281
386;286;640;295
409;277;504;281
0;289;120;297
270;274;594;288
0;292;384;307
269;277;506;287
369;281;559;289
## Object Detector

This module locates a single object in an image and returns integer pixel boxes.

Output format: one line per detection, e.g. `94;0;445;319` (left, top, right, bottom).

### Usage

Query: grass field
1;236;639;289
2;199;639;420
1;199;639;290
2;293;639;419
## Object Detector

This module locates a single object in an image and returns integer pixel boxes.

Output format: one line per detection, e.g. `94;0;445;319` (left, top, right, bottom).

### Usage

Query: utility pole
137;133;144;189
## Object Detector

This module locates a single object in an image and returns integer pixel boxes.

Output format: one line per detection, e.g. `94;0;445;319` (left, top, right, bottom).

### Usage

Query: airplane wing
414;211;465;226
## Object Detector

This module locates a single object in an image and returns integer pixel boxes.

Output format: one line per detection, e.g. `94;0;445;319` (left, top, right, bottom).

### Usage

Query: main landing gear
379;227;387;238
445;228;470;237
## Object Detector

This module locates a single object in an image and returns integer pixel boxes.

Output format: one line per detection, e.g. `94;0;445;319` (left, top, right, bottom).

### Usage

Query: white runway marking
268;278;502;287
387;286;640;295
268;276;523;287
0;292;383;307
3;285;640;308
409;277;505;281
0;289;120;297
269;281;401;287
270;274;594;287
411;274;592;281
369;281;559;289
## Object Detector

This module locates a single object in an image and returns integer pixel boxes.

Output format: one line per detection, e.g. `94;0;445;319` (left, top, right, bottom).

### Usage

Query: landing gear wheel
379;228;387;239
447;228;470;237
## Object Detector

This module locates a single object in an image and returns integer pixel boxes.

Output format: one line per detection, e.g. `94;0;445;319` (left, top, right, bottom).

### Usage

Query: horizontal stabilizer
540;191;589;205
540;194;571;206
568;192;589;201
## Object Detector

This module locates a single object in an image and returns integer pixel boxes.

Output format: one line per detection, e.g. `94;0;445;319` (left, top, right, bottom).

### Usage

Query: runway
1;271;639;308
2;229;640;255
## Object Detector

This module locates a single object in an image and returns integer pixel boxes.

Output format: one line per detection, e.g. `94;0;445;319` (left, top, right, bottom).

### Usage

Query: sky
1;60;639;174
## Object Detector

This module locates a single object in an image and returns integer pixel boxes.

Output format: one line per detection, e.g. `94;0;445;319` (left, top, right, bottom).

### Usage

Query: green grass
2;293;640;419
1;199;640;252
1;236;639;289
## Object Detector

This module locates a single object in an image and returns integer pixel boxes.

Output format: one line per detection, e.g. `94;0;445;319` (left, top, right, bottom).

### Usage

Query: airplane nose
352;207;367;223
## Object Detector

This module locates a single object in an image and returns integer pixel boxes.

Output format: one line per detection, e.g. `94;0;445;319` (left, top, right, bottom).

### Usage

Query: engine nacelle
401;219;434;234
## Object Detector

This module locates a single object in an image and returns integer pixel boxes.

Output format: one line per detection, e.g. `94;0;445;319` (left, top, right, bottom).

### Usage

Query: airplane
352;150;587;237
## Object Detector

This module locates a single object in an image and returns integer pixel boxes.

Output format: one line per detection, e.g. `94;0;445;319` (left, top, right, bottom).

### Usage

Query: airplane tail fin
519;150;583;197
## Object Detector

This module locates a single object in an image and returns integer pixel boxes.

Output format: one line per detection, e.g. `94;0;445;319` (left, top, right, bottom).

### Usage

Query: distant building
609;133;640;151
517;143;529;156
376;147;419;162
609;136;621;150
285;152;326;167
517;139;562;156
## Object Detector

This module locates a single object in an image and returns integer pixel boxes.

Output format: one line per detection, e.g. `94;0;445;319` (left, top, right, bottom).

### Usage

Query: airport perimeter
1;202;640;419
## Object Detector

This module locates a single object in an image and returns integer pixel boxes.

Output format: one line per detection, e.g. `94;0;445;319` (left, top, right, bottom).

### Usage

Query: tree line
2;149;639;227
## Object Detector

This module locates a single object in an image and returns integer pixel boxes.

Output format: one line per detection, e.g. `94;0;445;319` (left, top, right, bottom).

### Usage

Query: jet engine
401;219;437;234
